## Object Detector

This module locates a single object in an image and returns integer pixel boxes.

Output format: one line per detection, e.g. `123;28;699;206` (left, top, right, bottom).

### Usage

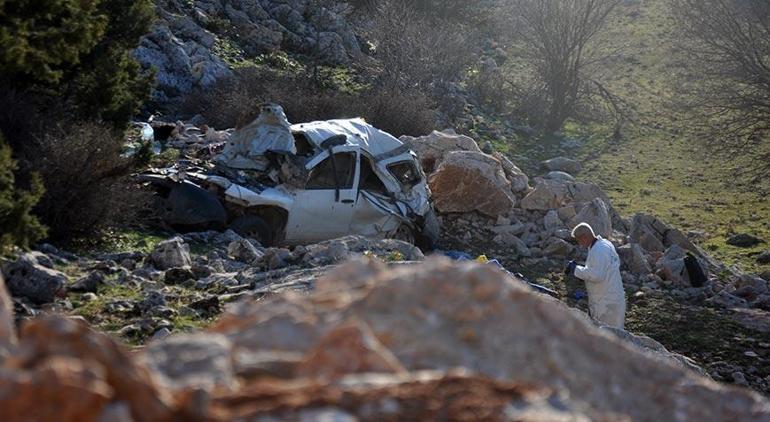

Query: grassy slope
503;0;769;274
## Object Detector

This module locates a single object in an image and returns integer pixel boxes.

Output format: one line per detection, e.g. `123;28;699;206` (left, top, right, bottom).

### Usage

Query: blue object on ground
573;290;587;300
443;250;473;261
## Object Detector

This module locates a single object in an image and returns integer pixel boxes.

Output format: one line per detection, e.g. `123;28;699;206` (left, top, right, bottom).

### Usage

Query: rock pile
415;132;770;321
1;259;768;421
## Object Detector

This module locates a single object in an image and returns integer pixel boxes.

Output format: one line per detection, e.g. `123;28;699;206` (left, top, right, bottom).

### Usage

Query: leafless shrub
503;0;625;133
29;123;151;239
183;66;436;137
669;0;770;176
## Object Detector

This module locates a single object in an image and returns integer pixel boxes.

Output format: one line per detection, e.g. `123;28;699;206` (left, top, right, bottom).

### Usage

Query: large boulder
617;243;652;276
1;253;67;304
656;245;689;285
727;233;765;248
542;156;582;174
493;152;530;193
569;198;612;238
428;151;516;218
0;317;174;421
400;130;481;174
209;259;770;421
519;179;568;210
150;237;192;270
140;333;235;392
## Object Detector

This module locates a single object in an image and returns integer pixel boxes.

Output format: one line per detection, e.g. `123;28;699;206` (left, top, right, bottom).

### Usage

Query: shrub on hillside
183;66;437;137
0;133;46;253
28;123;149;240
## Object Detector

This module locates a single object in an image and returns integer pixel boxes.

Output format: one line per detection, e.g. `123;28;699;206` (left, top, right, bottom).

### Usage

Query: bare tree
669;0;770;175
505;0;622;133
363;1;478;92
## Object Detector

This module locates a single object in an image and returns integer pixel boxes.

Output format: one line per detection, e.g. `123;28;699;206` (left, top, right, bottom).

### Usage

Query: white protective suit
574;236;627;329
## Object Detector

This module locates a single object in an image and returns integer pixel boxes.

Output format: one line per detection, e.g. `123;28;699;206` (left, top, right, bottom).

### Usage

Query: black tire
230;215;272;246
392;224;416;245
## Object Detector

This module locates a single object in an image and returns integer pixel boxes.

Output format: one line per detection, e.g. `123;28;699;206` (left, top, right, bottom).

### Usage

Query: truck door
284;146;360;243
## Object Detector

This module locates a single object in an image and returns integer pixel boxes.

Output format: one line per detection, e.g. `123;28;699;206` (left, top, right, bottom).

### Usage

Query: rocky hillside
134;0;360;104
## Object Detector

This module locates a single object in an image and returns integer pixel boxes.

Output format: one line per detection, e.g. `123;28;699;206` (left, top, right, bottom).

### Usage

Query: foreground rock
2;259;769;421
428;151;516;217
0;274;16;359
205;259;770;421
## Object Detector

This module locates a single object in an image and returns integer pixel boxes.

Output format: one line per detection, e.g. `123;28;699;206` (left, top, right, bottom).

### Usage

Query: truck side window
387;161;422;188
307;152;356;190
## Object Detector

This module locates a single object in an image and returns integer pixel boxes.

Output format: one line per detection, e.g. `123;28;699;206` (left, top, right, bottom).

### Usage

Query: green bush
0;0;155;128
0;0;106;85
0;133;46;253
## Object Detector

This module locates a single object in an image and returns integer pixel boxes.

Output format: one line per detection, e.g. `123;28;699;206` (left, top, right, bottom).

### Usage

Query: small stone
744;351;759;358
732;371;749;386
727;234;764;248
151;327;172;341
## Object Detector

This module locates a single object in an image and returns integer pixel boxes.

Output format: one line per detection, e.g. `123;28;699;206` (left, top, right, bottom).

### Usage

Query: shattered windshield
387;161;422;188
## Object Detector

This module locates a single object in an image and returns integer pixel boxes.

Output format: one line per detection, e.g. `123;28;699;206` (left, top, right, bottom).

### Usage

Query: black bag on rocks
684;252;707;287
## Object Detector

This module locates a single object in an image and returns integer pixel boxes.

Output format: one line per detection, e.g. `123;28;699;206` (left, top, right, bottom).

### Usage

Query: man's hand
564;260;577;276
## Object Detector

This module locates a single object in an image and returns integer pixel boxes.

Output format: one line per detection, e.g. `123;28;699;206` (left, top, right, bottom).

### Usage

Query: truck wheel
393;224;416;245
230;215;272;246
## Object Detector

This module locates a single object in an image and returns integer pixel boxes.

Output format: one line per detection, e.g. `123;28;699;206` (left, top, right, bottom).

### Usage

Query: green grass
488;0;770;274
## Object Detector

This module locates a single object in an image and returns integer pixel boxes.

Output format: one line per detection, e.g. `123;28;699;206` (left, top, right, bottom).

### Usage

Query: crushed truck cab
138;104;439;248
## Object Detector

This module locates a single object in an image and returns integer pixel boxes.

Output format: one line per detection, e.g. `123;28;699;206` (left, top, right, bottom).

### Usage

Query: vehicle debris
138;104;439;248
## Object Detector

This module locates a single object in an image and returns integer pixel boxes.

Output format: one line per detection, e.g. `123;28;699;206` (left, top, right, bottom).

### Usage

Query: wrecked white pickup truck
138;104;439;248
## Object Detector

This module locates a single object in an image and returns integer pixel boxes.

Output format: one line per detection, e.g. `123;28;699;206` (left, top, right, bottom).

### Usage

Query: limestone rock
2;253;67;304
493;151;530;192
227;239;264;264
399;130;481;174
543;237;574;257
69;271;106;293
150;237;192;270
542;157;582;174
140;333;235;392
727;233;765;248
543;210;564;231
520;179;568;210
5;316;174;420
428;151;516;217
210;259;770;421
656;245;690;284
569;198;612;238
617;243;652;276
297;320;407;380
545;170;576;182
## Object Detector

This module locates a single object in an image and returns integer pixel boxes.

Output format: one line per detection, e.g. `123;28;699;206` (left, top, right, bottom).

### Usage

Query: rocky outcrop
134;0;361;103
428;151;516;218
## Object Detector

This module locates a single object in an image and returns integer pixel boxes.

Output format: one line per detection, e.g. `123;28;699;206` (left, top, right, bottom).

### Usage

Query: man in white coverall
564;223;627;329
